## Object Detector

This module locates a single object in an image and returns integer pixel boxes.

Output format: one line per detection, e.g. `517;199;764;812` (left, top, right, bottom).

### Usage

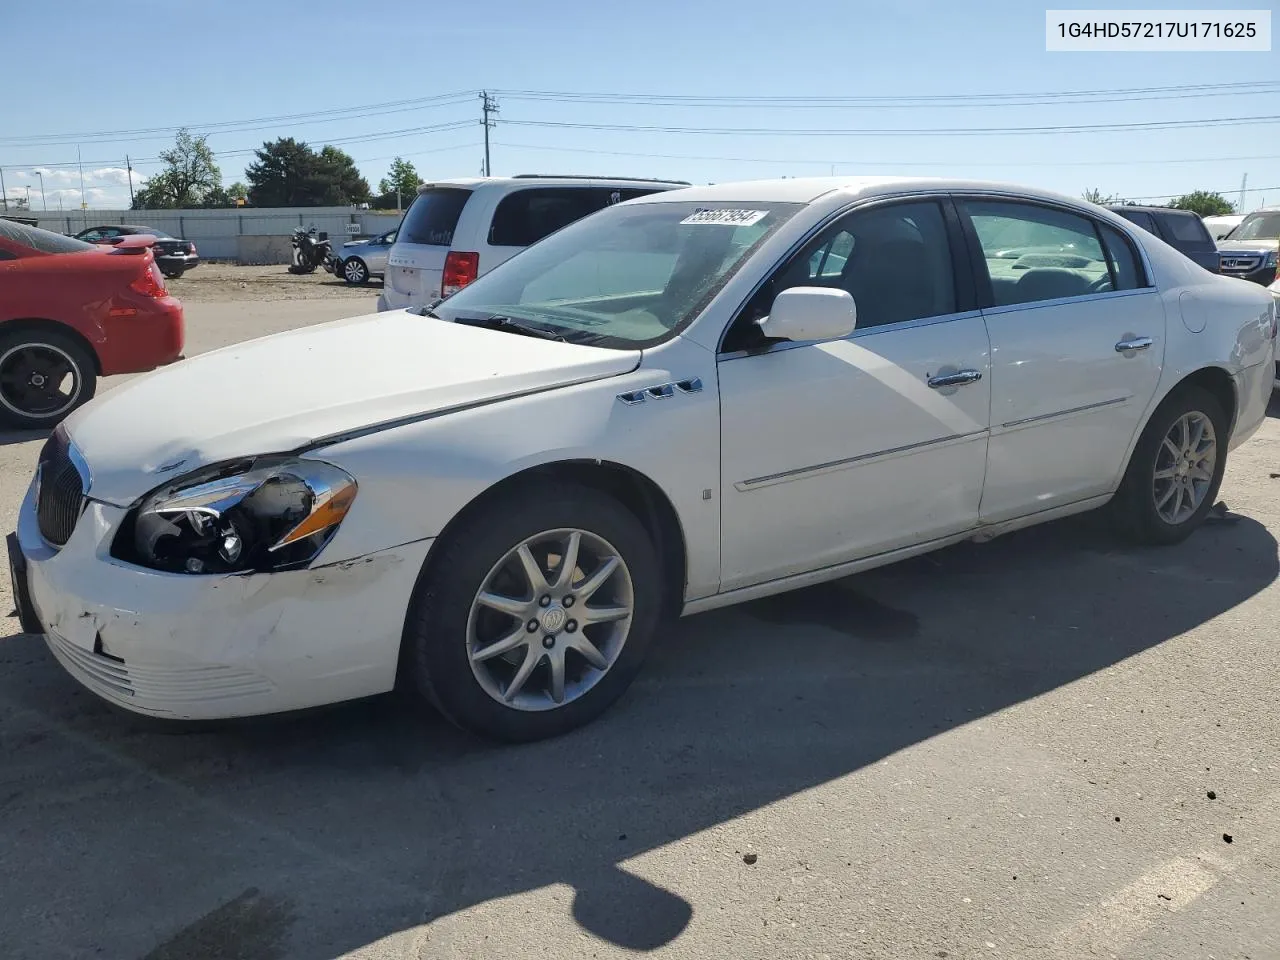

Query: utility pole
36;170;46;210
77;145;88;224
0;166;7;211
126;154;135;208
480;91;499;177
1238;173;1248;212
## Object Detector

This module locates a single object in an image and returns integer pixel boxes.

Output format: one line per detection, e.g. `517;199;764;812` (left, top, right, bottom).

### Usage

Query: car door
956;197;1166;523
717;197;992;591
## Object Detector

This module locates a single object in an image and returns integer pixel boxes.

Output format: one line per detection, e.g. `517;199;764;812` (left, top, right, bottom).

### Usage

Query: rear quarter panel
1140;240;1275;445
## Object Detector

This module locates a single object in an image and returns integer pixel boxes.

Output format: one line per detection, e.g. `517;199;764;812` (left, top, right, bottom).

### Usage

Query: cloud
90;167;136;187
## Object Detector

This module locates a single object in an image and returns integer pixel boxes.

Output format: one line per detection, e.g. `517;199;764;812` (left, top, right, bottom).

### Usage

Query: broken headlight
113;457;358;574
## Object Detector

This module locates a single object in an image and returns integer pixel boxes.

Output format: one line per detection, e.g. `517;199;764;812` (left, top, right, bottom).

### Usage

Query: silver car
334;229;396;285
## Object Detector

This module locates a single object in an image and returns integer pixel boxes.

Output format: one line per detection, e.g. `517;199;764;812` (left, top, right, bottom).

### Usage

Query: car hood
66;310;641;506
1216;238;1279;253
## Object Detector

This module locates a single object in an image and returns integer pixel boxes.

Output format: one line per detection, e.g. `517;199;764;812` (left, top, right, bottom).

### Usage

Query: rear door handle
928;369;983;389
1115;336;1153;353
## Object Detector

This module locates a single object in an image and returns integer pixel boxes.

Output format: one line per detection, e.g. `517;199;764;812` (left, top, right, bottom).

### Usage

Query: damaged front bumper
14;482;432;720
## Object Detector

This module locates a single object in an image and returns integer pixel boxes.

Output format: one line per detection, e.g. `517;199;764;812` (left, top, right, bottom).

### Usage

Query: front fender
312;337;724;601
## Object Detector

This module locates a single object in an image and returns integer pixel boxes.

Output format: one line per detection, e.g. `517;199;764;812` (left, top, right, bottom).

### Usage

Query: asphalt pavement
2;294;1278;960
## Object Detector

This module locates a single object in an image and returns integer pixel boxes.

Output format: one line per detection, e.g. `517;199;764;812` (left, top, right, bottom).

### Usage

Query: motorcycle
289;226;332;274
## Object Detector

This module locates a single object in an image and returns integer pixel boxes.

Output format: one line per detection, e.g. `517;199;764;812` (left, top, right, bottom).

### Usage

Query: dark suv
1107;205;1219;273
1214;210;1280;287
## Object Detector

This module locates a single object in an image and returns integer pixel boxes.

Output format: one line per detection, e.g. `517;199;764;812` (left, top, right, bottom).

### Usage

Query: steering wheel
1088;273;1114;293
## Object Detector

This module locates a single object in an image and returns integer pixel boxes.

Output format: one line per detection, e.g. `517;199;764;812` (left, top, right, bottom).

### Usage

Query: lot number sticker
680;209;768;227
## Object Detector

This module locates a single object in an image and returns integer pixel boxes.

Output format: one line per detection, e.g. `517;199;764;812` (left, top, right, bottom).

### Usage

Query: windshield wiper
452;315;567;341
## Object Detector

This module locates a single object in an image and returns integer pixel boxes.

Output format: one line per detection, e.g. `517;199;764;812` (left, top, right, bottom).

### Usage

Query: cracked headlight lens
113;457;358;574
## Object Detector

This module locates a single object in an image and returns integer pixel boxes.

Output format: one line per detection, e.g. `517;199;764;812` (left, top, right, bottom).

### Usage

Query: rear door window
399;188;472;246
1113;209;1159;235
1156;212;1213;245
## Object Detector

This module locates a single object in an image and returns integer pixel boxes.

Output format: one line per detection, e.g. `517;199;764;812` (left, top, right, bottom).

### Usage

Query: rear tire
162;267;184;280
401;480;662;742
0;327;97;430
1110;385;1228;545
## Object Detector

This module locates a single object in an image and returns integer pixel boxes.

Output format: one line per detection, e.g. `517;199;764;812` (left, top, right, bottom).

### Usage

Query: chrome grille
1219;254;1262;273
35;431;85;547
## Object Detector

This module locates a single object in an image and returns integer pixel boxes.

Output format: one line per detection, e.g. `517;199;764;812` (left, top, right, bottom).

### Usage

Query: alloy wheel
466;528;634;711
1153;410;1217;524
0;343;82;420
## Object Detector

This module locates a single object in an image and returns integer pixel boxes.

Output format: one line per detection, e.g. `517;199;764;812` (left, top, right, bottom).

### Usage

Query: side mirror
759;286;857;342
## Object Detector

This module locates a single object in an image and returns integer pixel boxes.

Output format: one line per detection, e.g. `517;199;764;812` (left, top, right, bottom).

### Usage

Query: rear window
1157;212;1212;244
0;220;95;254
399;188;472;246
488;187;662;247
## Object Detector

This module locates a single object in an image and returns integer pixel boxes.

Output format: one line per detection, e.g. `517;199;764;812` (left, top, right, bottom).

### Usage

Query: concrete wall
22;207;407;262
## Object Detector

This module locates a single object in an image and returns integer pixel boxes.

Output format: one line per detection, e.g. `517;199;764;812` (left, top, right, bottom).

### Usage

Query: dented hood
67;309;640;506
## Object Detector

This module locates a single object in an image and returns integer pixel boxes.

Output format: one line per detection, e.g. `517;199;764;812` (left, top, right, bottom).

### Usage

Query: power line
495;80;1280;110
9;120;478;170
503;114;1280;138
0;91;480;147
495;140;1280;170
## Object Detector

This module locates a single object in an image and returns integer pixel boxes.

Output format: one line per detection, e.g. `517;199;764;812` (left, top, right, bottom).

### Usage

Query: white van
376;175;689;311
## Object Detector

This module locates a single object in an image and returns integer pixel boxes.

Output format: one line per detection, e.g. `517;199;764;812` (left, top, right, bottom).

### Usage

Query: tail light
441;251;479;296
130;262;168;298
188;242;197;256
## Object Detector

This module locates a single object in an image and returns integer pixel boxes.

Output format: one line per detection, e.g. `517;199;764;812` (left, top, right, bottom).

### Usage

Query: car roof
416;176;688;194
1107;205;1192;216
631;176;1106;208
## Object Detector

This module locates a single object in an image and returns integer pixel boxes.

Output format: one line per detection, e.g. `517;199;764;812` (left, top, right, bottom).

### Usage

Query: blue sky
3;0;1277;211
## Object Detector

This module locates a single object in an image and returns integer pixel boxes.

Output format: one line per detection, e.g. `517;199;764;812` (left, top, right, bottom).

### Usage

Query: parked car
1107;205;1219;272
332;229;396;285
376;175;689;311
1216;209;1280;287
10;177;1276;742
0;221;184;429
74;225;200;279
1203;213;1246;240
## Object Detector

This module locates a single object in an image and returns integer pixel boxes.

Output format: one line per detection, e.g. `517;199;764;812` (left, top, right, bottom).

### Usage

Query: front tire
343;257;370;285
1111;385;1228;545
0;328;97;430
402;480;662;742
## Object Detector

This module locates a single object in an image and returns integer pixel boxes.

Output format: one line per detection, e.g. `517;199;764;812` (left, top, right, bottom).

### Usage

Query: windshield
0;220;96;254
431;200;803;348
1225;213;1280;242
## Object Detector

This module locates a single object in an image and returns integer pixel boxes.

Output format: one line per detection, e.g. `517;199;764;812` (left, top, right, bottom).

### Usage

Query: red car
0;220;184;429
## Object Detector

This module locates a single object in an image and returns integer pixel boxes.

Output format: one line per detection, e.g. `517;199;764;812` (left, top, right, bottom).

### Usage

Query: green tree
132;128;222;209
1082;188;1129;205
245;138;369;206
227;181;248;202
245;137;316;207
1169;191;1234;217
313;145;370;205
378;157;420;202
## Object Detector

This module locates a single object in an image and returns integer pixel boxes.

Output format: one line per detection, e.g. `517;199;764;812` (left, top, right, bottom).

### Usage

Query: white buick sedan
9;177;1277;742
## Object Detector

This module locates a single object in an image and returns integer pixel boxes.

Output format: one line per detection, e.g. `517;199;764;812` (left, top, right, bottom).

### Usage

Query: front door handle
1115;336;1153;353
928;369;983;389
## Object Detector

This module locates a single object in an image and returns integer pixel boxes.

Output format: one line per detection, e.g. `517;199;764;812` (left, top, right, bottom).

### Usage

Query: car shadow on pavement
1;511;1276;958
0;426;49;448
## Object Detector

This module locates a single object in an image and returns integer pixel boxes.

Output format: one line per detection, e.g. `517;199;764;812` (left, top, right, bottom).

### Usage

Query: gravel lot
2;281;1278;959
168;262;383;303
